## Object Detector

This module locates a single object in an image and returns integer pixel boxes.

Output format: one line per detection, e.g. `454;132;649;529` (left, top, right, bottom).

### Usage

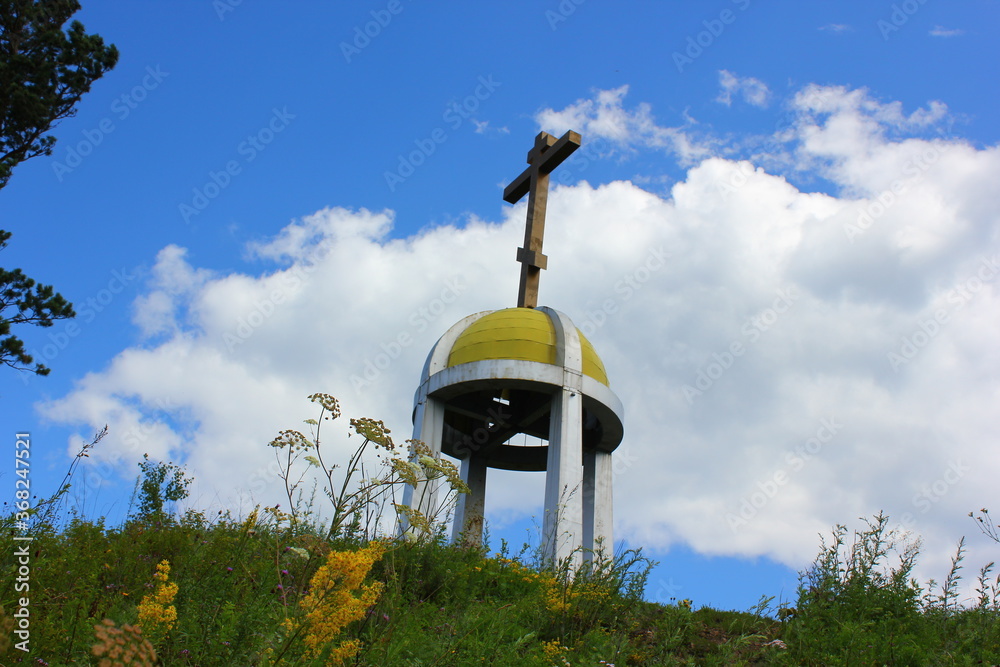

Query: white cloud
752;84;953;194
930;26;964;38
716;70;772;108
534;85;718;165
819;23;853;33
41;84;1000;594
247;206;394;262
131;245;213;338
472;120;509;135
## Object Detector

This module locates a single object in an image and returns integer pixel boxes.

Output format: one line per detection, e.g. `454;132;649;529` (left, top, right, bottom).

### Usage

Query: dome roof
414;306;624;465
446;308;609;386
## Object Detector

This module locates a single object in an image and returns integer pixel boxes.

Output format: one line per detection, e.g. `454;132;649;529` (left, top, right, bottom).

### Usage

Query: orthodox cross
504;130;581;308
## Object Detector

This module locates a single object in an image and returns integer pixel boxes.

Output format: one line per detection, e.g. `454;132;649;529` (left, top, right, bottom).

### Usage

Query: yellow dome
446;308;609;386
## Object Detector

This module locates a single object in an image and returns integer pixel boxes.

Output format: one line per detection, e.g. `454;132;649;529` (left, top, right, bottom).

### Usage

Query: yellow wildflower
537;570;613;616
297;541;386;664
541;638;571;664
136;560;178;645
243;505;260;535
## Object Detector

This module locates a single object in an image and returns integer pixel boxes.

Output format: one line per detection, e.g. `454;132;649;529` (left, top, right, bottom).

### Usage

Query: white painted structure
401;306;624;566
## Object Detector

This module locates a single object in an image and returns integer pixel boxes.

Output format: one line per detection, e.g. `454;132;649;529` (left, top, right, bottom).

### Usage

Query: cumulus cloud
131;245;213;338
534;85;718;165
744;84;953;191
41;84;1000;594
716;70;772;108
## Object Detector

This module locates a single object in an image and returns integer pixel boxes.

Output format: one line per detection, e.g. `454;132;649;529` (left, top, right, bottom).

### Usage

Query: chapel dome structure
415;306;624;473
447;307;609;385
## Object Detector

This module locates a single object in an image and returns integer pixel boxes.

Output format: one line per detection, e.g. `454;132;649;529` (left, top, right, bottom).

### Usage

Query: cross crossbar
504;130;581;308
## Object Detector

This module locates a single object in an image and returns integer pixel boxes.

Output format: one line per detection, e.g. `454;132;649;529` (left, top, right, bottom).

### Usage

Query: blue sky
4;1;1000;613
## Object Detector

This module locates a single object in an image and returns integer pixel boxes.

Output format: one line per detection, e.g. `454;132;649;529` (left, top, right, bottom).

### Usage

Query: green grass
5;490;1000;665
3;399;999;665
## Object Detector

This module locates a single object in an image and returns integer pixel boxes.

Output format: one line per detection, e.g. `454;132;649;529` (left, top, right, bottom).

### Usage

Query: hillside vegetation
3;395;999;665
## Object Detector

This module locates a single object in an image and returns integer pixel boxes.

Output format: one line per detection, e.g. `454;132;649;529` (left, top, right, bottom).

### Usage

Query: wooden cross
504;130;581;308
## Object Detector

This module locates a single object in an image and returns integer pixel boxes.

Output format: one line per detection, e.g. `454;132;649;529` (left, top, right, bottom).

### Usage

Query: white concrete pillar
583;449;614;563
540;306;588;568
451;454;487;546
542;385;584;567
400;391;445;535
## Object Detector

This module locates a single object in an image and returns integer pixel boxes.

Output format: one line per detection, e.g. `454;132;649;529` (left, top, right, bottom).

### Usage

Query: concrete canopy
404;305;624;565
416;307;623;470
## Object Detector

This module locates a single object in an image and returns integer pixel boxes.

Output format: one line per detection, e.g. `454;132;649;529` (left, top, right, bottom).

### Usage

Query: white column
451;454;487;546
542;385;584;567
539;307;587;568
400;390;445;536
583;449;614;563
405;311;491;538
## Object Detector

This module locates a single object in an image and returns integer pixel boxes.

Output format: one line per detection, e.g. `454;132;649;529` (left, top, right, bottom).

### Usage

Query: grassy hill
3;506;1000;665
3;396;999;665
